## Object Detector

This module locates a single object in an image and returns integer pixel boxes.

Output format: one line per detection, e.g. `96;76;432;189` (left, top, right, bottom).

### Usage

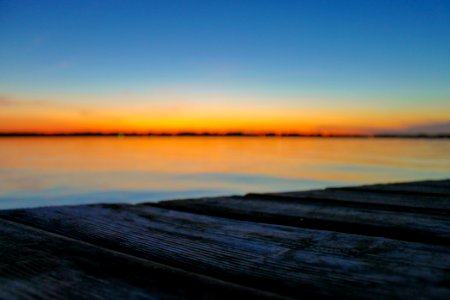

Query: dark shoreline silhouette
0;132;449;138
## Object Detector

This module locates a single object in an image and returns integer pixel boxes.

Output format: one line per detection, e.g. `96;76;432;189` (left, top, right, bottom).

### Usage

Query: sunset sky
1;0;449;134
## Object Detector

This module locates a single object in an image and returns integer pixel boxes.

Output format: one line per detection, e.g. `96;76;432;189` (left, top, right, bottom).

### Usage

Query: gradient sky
1;0;449;134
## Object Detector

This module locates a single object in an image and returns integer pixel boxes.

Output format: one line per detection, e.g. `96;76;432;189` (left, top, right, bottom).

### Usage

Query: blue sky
1;0;449;133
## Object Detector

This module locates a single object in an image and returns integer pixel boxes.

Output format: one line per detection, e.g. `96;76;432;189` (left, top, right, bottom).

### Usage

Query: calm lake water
0;137;449;209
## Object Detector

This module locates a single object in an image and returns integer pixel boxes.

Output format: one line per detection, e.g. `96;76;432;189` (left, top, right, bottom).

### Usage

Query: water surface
0;137;449;209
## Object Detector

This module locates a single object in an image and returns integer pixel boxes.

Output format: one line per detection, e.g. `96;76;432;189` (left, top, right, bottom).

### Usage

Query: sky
0;0;449;134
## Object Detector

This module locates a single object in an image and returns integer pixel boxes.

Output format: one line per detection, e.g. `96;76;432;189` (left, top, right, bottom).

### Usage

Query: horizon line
0;132;449;139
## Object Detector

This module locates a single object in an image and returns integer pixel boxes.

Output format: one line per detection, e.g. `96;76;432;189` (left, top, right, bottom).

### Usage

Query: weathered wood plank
1;205;449;299
154;195;450;246
269;188;450;214
0;219;285;300
412;179;450;188
338;181;450;197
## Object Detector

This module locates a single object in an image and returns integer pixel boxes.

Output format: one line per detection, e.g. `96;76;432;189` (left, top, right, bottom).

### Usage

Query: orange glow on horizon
0;113;436;135
1;91;448;135
0;113;375;135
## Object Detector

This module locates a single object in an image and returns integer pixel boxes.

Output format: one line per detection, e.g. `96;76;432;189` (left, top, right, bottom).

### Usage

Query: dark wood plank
338;181;450;197
0;219;285;300
1;205;449;299
154;195;450;246
412;179;450;188
269;187;450;214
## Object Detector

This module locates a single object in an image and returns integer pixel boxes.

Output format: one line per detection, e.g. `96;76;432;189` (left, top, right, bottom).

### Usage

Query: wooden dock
0;179;449;299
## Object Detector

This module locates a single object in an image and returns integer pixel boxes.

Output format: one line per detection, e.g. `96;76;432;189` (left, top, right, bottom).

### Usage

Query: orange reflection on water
0;137;449;207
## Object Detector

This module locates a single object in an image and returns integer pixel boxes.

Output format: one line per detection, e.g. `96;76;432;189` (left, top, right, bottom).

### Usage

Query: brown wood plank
154;195;450;246
1;205;449;299
0;219;285;300
269;187;450;214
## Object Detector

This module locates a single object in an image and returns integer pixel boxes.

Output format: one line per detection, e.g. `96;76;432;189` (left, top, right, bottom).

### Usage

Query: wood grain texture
269;186;450;214
412;180;450;188
1;204;450;299
1;179;450;299
338;182;450;197
154;195;450;246
0;219;286;300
